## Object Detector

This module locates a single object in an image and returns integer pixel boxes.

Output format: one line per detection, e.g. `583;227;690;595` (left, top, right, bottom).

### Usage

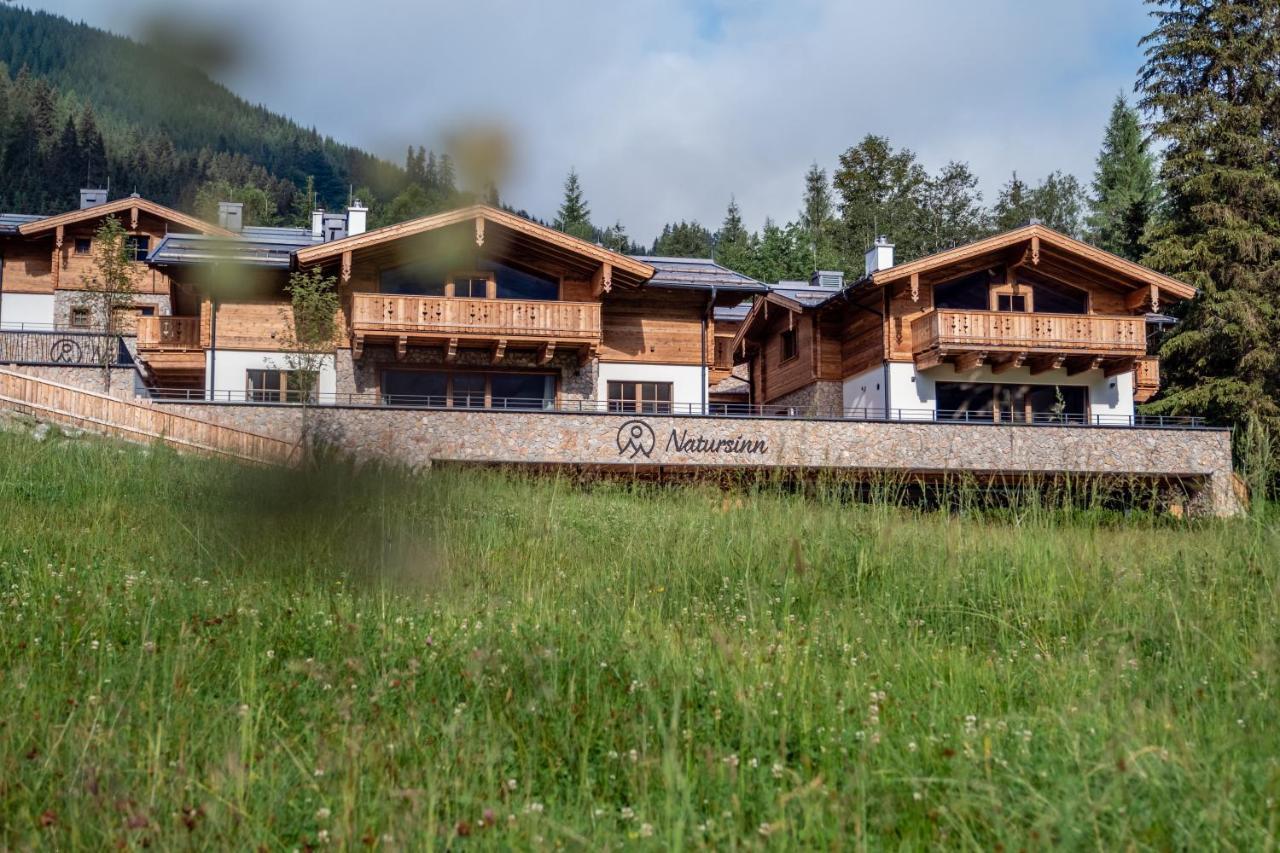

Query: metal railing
141;388;1213;429
0;321;137;335
0;328;133;367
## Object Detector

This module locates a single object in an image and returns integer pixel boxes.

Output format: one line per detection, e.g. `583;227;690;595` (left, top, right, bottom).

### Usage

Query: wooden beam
1104;357;1137;378
491;339;507;364
340;251;353;284
396;336;408;360
1126;284;1159;312
1027;354;1066;375
954;351;987;372
991;352;1027;374
130;204;139;230
1066;355;1103;376
539;342;556;365
445;337;458;363
591;261;612;298
914;349;945;371
910;272;920;302
352;334;364;359
578;343;596;367
1030;233;1040;265
475;215;485;247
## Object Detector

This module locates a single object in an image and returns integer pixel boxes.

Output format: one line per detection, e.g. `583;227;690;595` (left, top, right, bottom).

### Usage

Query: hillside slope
0;5;404;217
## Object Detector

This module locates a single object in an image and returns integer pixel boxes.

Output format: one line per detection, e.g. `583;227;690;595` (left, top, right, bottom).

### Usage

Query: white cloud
34;0;1150;244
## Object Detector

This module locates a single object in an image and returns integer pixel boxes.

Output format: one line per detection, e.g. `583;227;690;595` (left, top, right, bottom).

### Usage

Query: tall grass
0;426;1277;849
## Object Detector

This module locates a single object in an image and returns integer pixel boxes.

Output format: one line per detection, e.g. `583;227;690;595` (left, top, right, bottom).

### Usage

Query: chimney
311;208;325;239
811;270;844;289
322;212;347;242
864;236;894;277
346;199;367;236
79;188;107;210
217;201;244;232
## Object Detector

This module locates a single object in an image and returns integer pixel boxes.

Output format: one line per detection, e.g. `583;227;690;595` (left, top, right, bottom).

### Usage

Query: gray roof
770;281;843;307
714;300;753;322
629;256;767;292
148;227;322;268
0;213;47;233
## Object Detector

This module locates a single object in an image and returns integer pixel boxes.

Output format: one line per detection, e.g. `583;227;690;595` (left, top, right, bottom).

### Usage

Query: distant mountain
0;5;407;220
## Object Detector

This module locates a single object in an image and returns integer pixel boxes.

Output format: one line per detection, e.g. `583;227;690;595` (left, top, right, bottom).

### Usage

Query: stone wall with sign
144;400;1241;516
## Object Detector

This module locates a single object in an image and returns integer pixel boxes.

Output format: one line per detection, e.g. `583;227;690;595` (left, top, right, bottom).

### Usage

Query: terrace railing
351;294;602;341
911;309;1147;357
136;316;201;351
0;328;130;367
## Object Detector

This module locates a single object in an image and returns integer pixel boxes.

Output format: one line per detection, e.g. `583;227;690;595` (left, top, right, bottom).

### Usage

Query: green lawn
0;424;1277;849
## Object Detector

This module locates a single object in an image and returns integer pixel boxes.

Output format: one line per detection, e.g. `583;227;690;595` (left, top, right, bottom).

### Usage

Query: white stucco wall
842;364;887;414
595;362;707;413
0;293;56;329
206;349;337;401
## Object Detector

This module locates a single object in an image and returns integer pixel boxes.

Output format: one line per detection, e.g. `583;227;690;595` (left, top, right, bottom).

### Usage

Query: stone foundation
768;381;843;416
146;400;1241;517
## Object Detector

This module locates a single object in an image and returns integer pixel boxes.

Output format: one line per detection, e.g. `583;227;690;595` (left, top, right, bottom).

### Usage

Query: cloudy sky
34;0;1153;243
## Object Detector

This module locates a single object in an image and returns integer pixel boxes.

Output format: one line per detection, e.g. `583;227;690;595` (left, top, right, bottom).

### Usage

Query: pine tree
1138;0;1280;432
553;168;593;240
651;221;713;258
1088;94;1161;261
799;163;840;271
714;197;753;273
991;171;1034;231
76;105;107;187
600;220;633;254
749;219;808;283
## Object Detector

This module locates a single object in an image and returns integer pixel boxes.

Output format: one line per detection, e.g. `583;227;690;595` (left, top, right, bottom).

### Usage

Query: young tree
991;171;1035;232
1138;0;1280;434
1031;171;1087;238
278;266;339;450
1088;94;1161;260
553;168;593;240
714;197;754;274
79;215;136;390
599;219;634;254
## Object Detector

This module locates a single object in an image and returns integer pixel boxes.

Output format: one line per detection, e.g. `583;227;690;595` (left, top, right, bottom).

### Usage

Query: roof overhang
16;197;233;238
294;204;654;289
865;224;1198;302
728;290;814;355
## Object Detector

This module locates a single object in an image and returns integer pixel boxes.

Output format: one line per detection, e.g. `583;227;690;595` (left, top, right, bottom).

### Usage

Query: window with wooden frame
779;328;799;361
607;380;673;414
69;306;92;327
124;235;150;263
990;282;1033;312
246;368;318;403
380;369;555;410
74;237;92;255
447;271;495;299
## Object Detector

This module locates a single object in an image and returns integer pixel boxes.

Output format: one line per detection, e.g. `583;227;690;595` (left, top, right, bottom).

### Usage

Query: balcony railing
351;294;602;342
137;316;201;351
1135;354;1161;402
912;309;1146;358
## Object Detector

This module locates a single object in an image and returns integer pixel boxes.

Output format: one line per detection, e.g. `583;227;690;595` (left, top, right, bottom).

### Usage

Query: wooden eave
868;224;1198;302
16;197;234;238
728;291;812;354
293;204;654;289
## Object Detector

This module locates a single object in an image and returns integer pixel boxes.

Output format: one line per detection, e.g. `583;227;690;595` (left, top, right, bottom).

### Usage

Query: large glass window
937;382;1088;423
933;271;993;310
381;370;553;409
608;381;673;414
379;263;447;296
489;261;559;301
246;369;318;403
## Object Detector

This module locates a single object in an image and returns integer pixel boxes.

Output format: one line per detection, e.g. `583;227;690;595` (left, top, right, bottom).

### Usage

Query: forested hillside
0;5;413;219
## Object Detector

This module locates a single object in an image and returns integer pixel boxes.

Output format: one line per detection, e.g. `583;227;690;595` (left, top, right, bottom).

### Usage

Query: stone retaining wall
148;400;1241;516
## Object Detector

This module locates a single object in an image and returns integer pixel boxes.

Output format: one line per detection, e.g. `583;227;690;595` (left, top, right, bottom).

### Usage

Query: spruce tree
650;221;713;258
1138;0;1280;431
600;220;633;254
553;168;593;240
1088;95;1160;260
714;197;753;273
799;163;841;271
991;171;1034;231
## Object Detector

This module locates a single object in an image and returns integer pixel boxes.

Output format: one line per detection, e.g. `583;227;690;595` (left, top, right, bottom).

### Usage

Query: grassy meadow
0;421;1277;850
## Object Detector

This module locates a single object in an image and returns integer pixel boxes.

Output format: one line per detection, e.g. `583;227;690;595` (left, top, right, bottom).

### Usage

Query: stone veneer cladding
768;381;843;416
147;401;1240;516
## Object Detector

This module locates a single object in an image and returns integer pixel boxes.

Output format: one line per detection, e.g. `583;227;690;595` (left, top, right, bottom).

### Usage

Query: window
380;370;554;409
125;235;150;262
74;237;92;255
997;293;1028;312
780;329;798;361
450;273;491;299
138;306;156;316
70;307;92;327
246;369;318;403
379;263;446;296
936;382;1088;424
608;381;673;414
491;261;559;301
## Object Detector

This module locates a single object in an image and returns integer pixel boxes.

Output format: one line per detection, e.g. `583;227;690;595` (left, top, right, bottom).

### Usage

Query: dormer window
991;282;1033;312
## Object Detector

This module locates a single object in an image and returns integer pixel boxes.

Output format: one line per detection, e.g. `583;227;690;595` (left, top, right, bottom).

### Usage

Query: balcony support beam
954;350;987;372
592;261;612;298
445;338;458;363
539;342;556;365
492;339;507;364
1066;356;1103;377
396;336;408;360
1105;357;1137;379
1028;354;1066;376
991;352;1027;375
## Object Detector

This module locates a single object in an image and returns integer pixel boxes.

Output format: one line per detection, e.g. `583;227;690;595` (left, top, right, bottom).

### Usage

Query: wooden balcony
911;309;1147;374
351;293;602;362
1134;355;1160;403
135;316;204;380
